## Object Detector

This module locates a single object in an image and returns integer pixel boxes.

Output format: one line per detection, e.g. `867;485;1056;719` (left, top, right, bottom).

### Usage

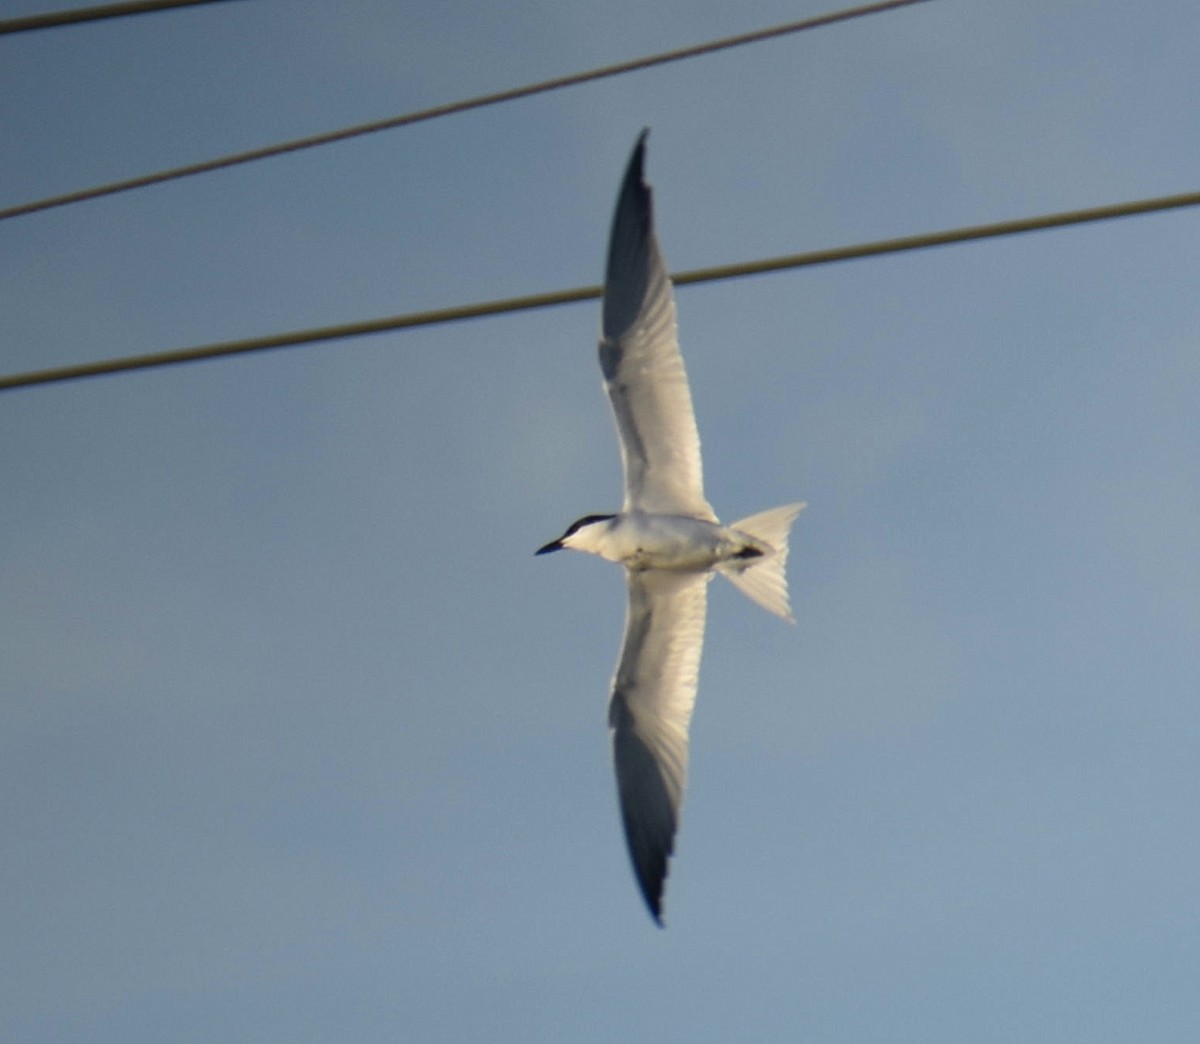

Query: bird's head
536;514;616;556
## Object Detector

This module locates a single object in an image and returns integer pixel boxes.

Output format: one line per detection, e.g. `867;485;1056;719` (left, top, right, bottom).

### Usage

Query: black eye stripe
565;513;616;537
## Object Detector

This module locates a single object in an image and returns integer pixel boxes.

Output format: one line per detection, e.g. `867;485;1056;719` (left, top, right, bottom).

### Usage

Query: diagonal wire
0;0;933;222
4;187;1199;392
0;0;240;35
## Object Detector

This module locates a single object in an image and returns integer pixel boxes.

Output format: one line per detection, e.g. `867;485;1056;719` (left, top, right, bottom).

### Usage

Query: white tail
719;502;807;623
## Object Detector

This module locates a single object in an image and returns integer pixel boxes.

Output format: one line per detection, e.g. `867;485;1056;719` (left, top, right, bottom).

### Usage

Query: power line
0;0;933;222
0;0;239;35
4;187;1198;393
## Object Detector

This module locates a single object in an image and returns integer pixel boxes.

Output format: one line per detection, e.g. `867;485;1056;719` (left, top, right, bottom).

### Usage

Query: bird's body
547;511;763;572
537;130;804;924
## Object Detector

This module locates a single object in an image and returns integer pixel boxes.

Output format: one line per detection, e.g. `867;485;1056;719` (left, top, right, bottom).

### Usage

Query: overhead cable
4;186;1197;392
0;0;239;35
0;0;932;221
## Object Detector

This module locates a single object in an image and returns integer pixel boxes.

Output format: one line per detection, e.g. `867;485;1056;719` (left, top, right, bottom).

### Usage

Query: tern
537;130;805;924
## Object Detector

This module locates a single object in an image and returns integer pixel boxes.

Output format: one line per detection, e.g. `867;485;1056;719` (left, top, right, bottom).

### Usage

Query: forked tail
719;502;807;623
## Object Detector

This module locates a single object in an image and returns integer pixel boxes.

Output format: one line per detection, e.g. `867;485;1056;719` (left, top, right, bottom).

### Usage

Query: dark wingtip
636;862;665;924
633;126;650;162
627;128;650;189
632;845;667;926
614;130;650;210
603;131;659;341
640;878;667;927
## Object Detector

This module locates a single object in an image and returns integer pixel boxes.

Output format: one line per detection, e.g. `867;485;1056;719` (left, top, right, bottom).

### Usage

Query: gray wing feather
609;569;710;923
599;131;716;521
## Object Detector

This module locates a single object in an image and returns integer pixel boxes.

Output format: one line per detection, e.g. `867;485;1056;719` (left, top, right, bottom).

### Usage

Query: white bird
537;130;805;924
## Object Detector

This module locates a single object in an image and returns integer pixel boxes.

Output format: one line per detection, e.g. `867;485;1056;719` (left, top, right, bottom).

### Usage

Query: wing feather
599;131;716;520
608;569;710;923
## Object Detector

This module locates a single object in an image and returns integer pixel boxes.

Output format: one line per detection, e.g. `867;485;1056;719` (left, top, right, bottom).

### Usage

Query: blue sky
3;1;1200;1040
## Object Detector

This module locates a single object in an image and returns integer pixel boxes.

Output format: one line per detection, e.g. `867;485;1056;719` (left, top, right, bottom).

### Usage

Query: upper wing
608;568;710;924
598;131;716;521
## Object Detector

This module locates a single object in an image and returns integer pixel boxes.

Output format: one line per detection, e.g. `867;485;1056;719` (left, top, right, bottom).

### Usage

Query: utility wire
0;0;932;222
4;187;1198;393
0;0;239;35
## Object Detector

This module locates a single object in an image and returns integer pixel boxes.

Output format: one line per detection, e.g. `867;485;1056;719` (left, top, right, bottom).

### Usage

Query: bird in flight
537;130;805;924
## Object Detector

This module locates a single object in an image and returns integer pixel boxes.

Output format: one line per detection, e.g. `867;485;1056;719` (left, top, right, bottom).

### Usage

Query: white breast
604;513;730;571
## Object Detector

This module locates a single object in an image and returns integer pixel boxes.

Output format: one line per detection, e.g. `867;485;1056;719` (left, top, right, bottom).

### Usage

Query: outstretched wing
608;568;710;924
599;131;716;521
